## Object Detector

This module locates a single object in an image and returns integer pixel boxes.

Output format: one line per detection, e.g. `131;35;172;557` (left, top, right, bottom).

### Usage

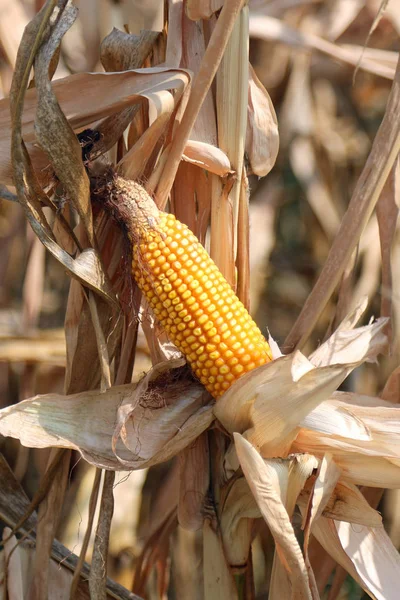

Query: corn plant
0;1;400;599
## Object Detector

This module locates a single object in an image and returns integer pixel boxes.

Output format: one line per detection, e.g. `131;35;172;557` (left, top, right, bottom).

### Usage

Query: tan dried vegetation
0;0;399;599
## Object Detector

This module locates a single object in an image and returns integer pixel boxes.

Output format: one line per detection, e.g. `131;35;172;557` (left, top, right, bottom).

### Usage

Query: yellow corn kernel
124;177;272;399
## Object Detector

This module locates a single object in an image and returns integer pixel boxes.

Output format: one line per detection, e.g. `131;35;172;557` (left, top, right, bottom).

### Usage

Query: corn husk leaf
309;515;400;600
309;317;388;367
185;0;224;21
299;477;383;528
246;64;279;177
0;365;214;470
182;140;232;175
269;454;319;600
215;351;355;459
294;390;400;487
220;477;260;567
215;317;386;452
234;433;313;600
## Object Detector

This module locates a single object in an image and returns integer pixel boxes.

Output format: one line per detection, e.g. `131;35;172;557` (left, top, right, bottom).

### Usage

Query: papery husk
234;434;315;600
246;64;279;177
299;477;383;528
182;140;232;175
307;515;400;600
214;317;388;458
0;362;214;471
220;477;260;568
294;391;400;487
215;351;355;458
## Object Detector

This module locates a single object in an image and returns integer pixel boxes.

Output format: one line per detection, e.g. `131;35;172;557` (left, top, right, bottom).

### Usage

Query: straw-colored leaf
220;477;260;567
215;351;354;458
182;140;232;176
309;316;388;367
34;3;95;248
0;372;214;471
0;67;191;184
293;391;400;487
246;64;279;177
310;516;400;600
299;478;383;527
234;433;313;600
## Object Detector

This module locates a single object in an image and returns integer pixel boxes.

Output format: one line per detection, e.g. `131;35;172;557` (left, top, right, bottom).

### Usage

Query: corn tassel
108;175;273;399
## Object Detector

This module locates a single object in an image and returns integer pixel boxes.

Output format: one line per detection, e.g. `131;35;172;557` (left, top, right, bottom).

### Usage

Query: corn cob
112;176;273;399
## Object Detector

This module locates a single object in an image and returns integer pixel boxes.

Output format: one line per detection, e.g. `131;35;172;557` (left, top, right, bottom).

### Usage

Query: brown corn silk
102;174;272;398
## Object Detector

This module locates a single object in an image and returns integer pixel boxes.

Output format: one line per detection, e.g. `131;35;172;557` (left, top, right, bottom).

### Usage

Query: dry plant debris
0;1;400;599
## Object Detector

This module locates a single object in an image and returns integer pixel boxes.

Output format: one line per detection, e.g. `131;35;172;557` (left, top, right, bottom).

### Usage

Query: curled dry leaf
299;477;383;528
234;433;314;600
1;67;191;185
309;317;388;367
182;139;232;176
309;515;400;600
34;3;95;248
246;64;279;177
215;351;355;458
294;391;400;488
220;477;259;567
0;369;214;471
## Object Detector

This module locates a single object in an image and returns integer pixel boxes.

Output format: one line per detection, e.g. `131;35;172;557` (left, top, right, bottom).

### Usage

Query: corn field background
0;0;400;599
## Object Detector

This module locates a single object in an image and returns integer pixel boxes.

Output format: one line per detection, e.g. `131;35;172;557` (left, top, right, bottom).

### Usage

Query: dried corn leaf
117;97;174;180
299;478;382;528
293;391;400;487
215;352;354;458
234;433;313;600
309;317;388;367
309;515;400;600
246;64;279;177
269;454;319;600
220;477;260;567
376;159;399;344
34;3;96;248
302;454;340;595
0;375;213;471
182;140;232;175
156;0;246;207
0;67;190;184
100;28;160;72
